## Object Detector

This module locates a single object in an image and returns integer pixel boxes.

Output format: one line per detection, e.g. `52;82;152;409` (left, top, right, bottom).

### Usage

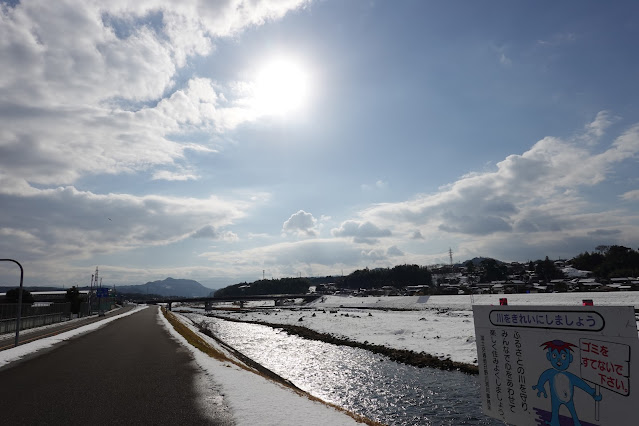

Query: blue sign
96;288;109;297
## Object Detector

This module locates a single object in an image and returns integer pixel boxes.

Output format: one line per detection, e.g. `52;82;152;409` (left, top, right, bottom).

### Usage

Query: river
185;312;503;425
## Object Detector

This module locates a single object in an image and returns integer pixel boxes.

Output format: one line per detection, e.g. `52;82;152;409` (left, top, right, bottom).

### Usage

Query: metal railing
0;302;72;335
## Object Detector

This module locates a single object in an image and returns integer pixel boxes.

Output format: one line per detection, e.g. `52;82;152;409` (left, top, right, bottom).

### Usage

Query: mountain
116;277;212;298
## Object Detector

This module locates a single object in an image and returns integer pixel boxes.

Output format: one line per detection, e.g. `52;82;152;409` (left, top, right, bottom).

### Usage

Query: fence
0;302;73;335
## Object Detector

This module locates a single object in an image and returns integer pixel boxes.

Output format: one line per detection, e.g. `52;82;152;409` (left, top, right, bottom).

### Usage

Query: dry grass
162;308;384;426
163;307;232;363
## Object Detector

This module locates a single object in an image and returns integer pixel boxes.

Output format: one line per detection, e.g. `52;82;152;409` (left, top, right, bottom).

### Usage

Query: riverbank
181;291;639;368
199;312;479;374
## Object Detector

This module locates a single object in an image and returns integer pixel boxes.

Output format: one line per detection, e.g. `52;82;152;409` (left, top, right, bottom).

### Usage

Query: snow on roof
562;267;591;278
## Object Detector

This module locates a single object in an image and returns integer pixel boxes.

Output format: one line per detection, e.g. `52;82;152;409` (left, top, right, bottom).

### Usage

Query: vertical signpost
473;305;639;425
96;287;108;316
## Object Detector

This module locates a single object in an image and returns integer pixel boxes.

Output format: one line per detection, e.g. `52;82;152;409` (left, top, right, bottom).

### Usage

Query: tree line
338;264;432;290
214;277;311;297
570;245;639;279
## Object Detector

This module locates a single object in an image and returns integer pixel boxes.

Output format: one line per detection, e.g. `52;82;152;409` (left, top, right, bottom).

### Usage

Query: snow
199;292;639;366
159;307;360;425
0;304;359;425
3;292;639;425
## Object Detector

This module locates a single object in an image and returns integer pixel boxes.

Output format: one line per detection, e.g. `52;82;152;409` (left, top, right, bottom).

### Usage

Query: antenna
449;248;453;266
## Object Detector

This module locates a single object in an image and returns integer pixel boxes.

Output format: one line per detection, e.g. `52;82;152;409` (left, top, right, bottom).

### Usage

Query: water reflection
187;314;503;425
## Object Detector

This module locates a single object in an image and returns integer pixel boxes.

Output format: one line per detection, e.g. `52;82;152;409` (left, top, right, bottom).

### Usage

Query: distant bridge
147;294;323;310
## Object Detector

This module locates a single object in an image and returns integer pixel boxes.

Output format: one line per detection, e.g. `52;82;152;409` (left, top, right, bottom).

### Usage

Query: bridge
147;294;323;310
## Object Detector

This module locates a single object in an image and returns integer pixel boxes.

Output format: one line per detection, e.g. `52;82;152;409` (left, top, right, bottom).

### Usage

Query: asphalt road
0;306;232;425
0;306;136;351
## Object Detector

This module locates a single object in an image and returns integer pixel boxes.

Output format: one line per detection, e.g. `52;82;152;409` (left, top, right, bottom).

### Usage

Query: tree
479;259;507;282
571;245;639;279
535;256;564;283
4;288;35;304
65;286;82;314
464;260;475;274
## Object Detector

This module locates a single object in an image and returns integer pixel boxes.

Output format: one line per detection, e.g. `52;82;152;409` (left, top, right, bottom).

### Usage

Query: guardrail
0;303;73;335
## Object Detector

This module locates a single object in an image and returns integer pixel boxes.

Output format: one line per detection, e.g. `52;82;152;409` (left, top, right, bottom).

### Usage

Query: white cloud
340;115;639;261
0;1;309;187
152;170;199;181
199;238;397;279
363;118;639;238
536;32;577;47
282;210;318;237
621;189;639;201
361;180;388;191
0;182;247;263
191;225;239;241
331;220;391;244
582;110;619;145
499;53;512;67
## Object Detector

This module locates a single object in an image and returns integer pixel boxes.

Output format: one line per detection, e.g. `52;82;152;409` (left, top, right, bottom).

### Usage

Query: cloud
536;32;577;47
362;116;639;239
0;1;309;186
621;189;639;201
583;110;619;144
361;180;388;191
0;181;247;263
587;229;622;237
152;170;199;181
282;210;318;237
336;114;639;262
491;44;512;67
199;238;397;279
331;220;392;244
410;230;424;240
386;245;404;256
191;225;239;241
499;53;512;67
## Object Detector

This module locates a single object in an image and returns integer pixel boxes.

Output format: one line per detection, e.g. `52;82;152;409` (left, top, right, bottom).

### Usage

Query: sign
473;305;639;425
96;287;109;298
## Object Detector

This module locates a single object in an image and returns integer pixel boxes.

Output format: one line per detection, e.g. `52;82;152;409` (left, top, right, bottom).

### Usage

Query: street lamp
0;259;24;347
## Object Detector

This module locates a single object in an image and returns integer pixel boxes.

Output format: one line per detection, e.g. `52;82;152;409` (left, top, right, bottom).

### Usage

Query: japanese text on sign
489;310;604;332
580;339;630;396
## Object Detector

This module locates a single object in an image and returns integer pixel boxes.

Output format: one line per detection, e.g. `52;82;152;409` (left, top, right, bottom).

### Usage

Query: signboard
473;305;639;425
96;287;109;298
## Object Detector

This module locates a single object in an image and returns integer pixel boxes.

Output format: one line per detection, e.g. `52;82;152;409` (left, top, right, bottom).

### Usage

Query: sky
1;0;639;289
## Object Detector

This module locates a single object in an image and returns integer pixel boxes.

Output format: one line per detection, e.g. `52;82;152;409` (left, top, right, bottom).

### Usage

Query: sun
253;57;311;117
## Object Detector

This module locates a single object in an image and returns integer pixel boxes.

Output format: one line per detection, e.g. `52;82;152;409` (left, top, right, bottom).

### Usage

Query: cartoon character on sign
532;340;602;426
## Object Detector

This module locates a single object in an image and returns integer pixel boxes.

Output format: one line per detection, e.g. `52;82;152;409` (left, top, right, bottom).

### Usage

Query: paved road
0;307;232;425
0;306;135;351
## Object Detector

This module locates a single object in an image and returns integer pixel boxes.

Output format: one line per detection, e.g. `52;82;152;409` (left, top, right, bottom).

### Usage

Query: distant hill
460;257;504;266
116;277;212;298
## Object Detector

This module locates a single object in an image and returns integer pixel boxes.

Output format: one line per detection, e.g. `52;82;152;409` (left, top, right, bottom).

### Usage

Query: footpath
0;306;135;351
0;306;232;425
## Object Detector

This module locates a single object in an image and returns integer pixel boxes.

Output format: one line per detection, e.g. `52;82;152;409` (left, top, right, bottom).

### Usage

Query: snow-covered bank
160;308;362;425
199;292;639;366
311;292;639;310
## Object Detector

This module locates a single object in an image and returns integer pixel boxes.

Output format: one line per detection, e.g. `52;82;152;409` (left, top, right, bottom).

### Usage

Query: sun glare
253;57;311;117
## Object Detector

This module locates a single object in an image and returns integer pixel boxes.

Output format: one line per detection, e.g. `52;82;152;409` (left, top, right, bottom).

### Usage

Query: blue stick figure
532;340;602;426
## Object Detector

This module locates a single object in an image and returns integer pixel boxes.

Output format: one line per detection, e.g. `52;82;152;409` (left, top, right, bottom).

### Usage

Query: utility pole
88;273;94;315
